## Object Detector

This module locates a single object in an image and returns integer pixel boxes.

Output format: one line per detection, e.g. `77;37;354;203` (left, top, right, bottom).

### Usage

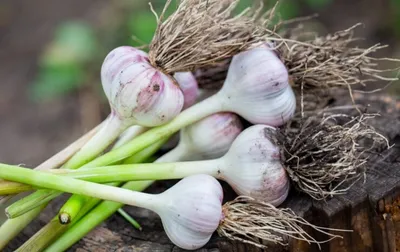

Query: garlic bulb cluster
101;46;184;127
159;112;243;162
219;124;289;205
216;44;296;126
152;174;223;250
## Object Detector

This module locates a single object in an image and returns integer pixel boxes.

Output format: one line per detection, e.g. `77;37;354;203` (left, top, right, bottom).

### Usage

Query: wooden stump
5;94;400;252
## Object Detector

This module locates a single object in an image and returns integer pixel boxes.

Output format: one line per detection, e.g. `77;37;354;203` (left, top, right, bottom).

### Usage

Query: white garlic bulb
166;112;243;161
216;44;296;126
152;174;223;250
101;46;184;127
219;124;290;206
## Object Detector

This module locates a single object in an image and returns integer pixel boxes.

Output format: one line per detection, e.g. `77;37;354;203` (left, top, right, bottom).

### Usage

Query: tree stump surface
5;93;400;252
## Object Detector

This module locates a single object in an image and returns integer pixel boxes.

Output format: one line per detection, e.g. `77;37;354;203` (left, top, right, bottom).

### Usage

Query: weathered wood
5;94;400;252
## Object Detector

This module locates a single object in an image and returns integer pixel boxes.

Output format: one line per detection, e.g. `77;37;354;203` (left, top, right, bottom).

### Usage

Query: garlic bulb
101;46;184;127
153;174;223;250
114;71;199;149
159;112;243;161
219;124;289;205
216;44;296;126
174;72;199;109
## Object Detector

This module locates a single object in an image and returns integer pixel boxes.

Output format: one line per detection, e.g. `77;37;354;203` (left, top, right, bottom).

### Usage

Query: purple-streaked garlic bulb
153;174;223;250
174;72;199;109
158;112;243;162
218;124;289;205
216;44;296;126
114;71;200;149
101;46;184;127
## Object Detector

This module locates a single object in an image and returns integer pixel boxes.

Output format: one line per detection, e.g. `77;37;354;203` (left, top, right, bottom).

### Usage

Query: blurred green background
23;0;400;103
0;0;399;222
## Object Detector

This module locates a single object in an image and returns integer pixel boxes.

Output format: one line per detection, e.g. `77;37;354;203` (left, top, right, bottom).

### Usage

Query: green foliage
127;12;157;47
390;0;400;37
30;21;98;102
304;0;332;10
30;65;84;102
42;21;97;66
276;1;299;19
126;0;178;48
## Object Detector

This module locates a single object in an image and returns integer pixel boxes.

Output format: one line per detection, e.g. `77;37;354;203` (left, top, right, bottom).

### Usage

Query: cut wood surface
5;93;400;252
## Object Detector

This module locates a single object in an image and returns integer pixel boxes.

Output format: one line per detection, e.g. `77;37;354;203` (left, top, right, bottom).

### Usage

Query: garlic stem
0;122;104;250
58;160;221;183
14;197;100;252
63;113;127;169
116;208;142;231
113;125;148;149
48;114;127;223
0;181;32;195
58;136;169;224
0;206;47;250
0;164;160;217
0;120;102;203
155;145;190;163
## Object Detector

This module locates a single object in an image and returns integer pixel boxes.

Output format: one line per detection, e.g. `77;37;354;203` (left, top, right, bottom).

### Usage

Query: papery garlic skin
101;46;184;127
217;44;296;126
101;46;149;91
175;112;243;160
174;72;199;109
153;174;223;250
114;71;199;149
219;124;290;206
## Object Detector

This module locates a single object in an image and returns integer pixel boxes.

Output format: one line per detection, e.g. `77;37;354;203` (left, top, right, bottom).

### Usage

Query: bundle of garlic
0;0;395;251
0;164;346;250
5;42;297;222
0;0;295;249
1;116;384;249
